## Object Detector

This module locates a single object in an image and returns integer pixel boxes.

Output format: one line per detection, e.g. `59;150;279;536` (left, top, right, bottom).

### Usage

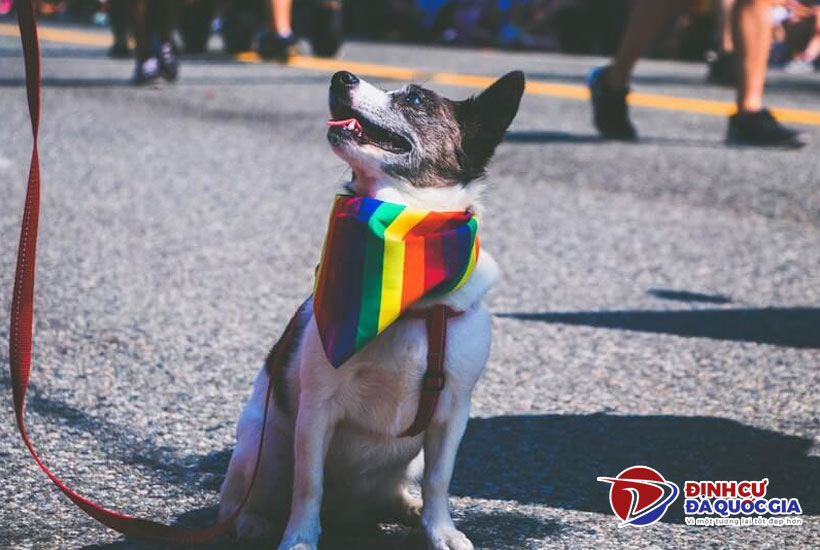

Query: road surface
0;21;818;550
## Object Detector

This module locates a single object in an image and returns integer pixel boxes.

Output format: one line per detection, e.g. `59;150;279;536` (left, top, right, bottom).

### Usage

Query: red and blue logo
598;466;679;527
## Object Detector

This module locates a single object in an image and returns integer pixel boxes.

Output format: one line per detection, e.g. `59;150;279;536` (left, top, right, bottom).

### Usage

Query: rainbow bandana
313;194;479;367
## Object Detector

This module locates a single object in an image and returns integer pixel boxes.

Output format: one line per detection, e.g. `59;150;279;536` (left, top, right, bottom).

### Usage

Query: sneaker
588;66;637;141
727;109;807;149
158;41;179;82
706;51;737;86
257;31;299;61
132;56;161;86
784;58;815;75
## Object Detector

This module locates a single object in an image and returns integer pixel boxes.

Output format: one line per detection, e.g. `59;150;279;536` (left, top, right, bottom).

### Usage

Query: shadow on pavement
648;288;732;304
504;130;603;144
14;378;816;546
453;413;820;523
79;413;818;548
81;503;559;550
504;130;724;148
496;307;820;349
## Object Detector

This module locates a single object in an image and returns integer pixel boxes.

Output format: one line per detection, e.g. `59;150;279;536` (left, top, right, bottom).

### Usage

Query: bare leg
796;15;820;61
732;0;773;113
801;34;820;61
607;0;684;89
274;0;294;36
717;0;737;53
726;0;804;146
264;0;294;36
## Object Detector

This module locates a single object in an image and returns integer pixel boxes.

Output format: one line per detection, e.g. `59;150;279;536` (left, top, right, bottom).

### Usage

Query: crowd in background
2;0;819;71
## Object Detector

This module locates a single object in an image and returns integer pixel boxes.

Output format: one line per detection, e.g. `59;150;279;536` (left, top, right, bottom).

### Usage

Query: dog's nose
332;71;359;89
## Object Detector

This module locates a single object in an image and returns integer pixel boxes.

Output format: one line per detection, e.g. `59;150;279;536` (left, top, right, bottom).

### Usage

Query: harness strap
8;4;277;543
400;305;464;437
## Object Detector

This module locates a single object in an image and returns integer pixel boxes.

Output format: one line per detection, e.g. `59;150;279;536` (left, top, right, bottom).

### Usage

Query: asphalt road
1;22;819;550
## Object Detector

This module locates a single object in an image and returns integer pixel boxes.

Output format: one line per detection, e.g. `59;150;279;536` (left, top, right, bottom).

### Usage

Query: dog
218;69;525;550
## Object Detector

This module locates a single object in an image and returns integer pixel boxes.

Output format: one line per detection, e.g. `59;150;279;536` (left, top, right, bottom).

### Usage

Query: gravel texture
0;24;818;550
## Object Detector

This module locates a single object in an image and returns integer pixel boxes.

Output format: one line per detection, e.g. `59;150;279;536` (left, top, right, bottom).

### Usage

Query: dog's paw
391;493;423;527
278;528;319;550
425;525;474;550
236;512;277;541
277;540;318;550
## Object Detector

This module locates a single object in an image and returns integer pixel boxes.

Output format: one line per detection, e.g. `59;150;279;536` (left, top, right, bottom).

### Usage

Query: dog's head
327;70;525;203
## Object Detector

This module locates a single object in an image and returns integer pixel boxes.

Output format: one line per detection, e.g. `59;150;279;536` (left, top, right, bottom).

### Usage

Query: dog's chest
324;306;490;436
335;318;429;432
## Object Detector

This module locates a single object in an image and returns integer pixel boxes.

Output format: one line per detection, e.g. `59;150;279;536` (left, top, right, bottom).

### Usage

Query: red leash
8;3;275;543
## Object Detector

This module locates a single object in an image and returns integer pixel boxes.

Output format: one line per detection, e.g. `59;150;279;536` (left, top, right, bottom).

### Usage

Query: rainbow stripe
313;195;479;367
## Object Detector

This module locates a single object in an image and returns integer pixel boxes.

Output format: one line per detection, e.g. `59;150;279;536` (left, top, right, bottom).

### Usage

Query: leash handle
8;3;270;543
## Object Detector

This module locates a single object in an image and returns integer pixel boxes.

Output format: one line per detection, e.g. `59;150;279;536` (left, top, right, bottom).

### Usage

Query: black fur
265;298;311;414
328;70;525;189
455;71;526;182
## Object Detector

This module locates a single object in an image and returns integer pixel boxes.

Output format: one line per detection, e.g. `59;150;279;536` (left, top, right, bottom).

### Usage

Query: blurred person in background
589;0;807;148
781;0;820;72
707;0;740;84
130;0;183;85
258;0;297;59
107;0;131;58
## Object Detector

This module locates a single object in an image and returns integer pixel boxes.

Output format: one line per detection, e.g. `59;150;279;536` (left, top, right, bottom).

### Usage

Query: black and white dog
218;70;525;550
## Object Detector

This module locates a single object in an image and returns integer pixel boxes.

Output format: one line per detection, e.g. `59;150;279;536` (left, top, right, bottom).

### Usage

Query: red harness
402;305;464;437
7;5;459;543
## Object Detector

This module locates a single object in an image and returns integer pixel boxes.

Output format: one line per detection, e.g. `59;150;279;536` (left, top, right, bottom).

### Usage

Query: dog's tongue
327;118;363;133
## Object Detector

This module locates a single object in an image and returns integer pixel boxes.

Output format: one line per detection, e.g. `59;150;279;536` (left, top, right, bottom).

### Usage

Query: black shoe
706;51;737;87
108;38;131;59
257;31;298;61
588;66;637;141
727;109;807;149
132;56;161;86
158;41;179;82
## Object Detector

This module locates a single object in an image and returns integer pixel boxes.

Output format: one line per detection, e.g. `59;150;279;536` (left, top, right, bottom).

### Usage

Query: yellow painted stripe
0;22;110;47
239;53;820;127
378;208;427;332
3;22;820;126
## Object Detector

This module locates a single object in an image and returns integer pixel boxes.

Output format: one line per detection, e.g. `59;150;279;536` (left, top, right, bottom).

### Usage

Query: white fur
218;247;497;550
219;75;500;550
333;76;486;213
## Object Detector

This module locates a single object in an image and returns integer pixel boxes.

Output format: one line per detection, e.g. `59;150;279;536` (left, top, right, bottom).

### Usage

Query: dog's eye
405;90;422;106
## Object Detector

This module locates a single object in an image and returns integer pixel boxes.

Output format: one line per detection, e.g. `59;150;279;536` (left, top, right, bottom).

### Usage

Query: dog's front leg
421;397;474;550
278;397;334;550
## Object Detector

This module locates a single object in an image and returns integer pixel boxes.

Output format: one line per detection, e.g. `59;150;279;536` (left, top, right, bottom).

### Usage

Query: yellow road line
0;21;110;47
3;22;820;126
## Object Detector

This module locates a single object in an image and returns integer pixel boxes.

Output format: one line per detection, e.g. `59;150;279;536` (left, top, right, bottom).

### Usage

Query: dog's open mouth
327;108;412;154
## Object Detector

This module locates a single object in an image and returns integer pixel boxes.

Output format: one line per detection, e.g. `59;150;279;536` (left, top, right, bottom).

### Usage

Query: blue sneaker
133;56;161;86
588;66;637;141
158;41;179;82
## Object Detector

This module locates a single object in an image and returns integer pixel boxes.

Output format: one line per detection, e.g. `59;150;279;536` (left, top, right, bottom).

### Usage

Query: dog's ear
455;70;525;181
